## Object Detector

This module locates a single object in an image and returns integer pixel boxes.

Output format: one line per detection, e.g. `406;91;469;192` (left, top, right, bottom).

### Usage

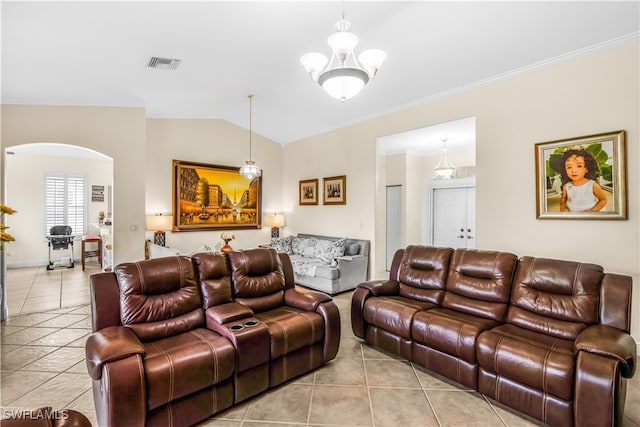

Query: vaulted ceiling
2;1;638;146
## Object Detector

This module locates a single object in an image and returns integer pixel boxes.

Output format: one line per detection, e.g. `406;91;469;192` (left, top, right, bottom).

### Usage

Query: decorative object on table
299;179;319;206
146;213;173;246
238;94;262;180
173;160;262;231
265;213;285;238
300;5;386;101
433;138;456;179
535;130;626;220
0;205;17;250
220;232;235;253
322;175;347;205
98;211;105;225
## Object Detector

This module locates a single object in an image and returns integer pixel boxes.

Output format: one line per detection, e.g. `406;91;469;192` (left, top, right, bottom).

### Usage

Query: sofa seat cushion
144;328;235;411
476;324;575;401
255;307;325;359
363;296;438;339
290;255;339;279
412;308;500;364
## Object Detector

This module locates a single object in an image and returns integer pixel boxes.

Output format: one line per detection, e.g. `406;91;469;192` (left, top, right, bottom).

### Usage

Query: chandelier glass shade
239;94;262;180
434;138;456;179
300;15;386;101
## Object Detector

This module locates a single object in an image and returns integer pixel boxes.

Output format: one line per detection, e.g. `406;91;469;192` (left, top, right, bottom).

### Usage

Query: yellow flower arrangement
0;205;17;250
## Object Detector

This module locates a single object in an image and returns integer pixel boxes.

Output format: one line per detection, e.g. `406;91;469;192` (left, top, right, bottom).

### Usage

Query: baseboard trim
7;258;80;269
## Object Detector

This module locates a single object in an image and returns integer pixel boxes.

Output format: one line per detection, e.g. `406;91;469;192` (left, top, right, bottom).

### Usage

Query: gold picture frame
534;130;626;219
323;175;346;205
172;160;262;231
299;179;319;205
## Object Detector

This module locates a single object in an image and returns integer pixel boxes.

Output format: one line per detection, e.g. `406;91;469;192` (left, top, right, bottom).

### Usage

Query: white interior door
465;187;476;249
386;185;403;270
432;186;475;249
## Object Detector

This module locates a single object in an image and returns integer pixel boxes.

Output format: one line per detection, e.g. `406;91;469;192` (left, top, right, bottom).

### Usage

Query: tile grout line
411;362;443;427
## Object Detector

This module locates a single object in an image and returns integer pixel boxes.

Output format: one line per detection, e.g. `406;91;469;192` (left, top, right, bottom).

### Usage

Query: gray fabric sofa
270;233;370;295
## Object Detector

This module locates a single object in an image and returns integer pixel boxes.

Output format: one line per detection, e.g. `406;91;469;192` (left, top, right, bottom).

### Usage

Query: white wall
145;118;283;253
283;42;639;344
4;151;112;266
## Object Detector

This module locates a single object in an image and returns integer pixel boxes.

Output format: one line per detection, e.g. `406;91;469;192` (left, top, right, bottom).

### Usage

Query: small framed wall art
323;175;346;205
534;130;626;219
299;179;319;205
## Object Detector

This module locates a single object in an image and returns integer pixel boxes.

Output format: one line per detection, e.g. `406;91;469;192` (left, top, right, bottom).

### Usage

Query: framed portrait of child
535;130;626;219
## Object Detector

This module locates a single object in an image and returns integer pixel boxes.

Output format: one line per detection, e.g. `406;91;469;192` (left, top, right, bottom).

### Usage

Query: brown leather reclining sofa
86;248;340;427
352;246;636;427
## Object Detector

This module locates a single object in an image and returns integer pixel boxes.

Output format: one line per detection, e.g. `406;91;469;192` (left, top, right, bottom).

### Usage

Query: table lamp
265;214;285;238
146;214;173;246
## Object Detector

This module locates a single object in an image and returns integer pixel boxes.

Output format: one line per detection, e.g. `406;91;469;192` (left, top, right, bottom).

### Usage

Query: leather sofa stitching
152;341;175;403
190;329;220;383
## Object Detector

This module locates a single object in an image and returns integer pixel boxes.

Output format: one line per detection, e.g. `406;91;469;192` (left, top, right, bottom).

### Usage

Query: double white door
432;187;476;249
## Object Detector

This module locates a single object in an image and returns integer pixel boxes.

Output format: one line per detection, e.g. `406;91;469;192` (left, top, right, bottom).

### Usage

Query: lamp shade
265;214;285;228
146;214;172;231
318;68;369;101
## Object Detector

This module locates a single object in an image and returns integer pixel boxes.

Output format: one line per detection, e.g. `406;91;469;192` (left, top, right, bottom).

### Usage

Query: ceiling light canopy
300;12;386;102
434;138;456;179
239;94;262;180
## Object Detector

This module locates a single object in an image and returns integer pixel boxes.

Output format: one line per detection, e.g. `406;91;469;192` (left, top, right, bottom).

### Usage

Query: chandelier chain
248;94;254;161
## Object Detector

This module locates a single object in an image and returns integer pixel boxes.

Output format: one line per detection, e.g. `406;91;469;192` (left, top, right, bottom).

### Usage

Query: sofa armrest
358;279;399;296
335;254;363;262
336;254;369;286
575;325;636;377
284;288;332;311
85;326;145;380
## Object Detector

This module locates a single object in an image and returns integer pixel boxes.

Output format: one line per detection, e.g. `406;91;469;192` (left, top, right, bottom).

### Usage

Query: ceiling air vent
147;57;181;70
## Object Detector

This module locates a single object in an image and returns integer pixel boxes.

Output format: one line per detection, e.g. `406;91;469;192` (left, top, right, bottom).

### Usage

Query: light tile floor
2;267;639;426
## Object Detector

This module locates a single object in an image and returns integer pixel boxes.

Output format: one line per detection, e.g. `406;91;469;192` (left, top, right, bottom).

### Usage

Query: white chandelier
300;10;386;102
239;94;262;180
434;138;456;179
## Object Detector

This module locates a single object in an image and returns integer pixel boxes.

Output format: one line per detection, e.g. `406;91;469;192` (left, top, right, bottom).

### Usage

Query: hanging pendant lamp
300;7;386;102
239;94;262;180
434;138;456;179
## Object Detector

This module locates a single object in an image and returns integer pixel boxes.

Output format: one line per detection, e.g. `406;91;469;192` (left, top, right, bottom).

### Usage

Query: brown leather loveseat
351;246;636;427
86;248;340;427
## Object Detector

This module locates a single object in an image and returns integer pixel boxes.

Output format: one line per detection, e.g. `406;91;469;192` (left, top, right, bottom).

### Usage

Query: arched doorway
1;143;113;319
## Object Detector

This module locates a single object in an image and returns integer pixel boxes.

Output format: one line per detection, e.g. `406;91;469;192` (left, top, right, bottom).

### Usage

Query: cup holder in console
244;320;259;327
229;324;245;331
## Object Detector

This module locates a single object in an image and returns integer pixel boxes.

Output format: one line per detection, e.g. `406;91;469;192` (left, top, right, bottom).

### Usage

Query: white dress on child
565;180;599;212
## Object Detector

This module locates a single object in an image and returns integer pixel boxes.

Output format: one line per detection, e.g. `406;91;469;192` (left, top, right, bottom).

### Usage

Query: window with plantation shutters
44;174;87;238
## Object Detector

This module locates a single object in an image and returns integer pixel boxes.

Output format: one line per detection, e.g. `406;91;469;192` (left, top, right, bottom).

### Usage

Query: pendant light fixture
300;6;386;102
239;94;262;180
434;138;456;179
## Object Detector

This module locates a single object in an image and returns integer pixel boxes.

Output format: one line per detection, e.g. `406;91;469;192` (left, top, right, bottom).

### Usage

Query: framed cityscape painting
172;160;262;230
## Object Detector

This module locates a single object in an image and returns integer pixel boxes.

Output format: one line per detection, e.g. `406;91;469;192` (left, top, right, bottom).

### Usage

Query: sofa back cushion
116;256;204;341
392;245;453;304
227;248;286;313
192;253;233;308
443;249;518;322
507;256;603;340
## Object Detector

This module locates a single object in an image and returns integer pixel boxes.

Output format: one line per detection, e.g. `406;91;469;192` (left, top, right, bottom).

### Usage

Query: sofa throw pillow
291;237;315;255
148;243;180;259
344;243;360;256
271;236;292;254
315;238;346;266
